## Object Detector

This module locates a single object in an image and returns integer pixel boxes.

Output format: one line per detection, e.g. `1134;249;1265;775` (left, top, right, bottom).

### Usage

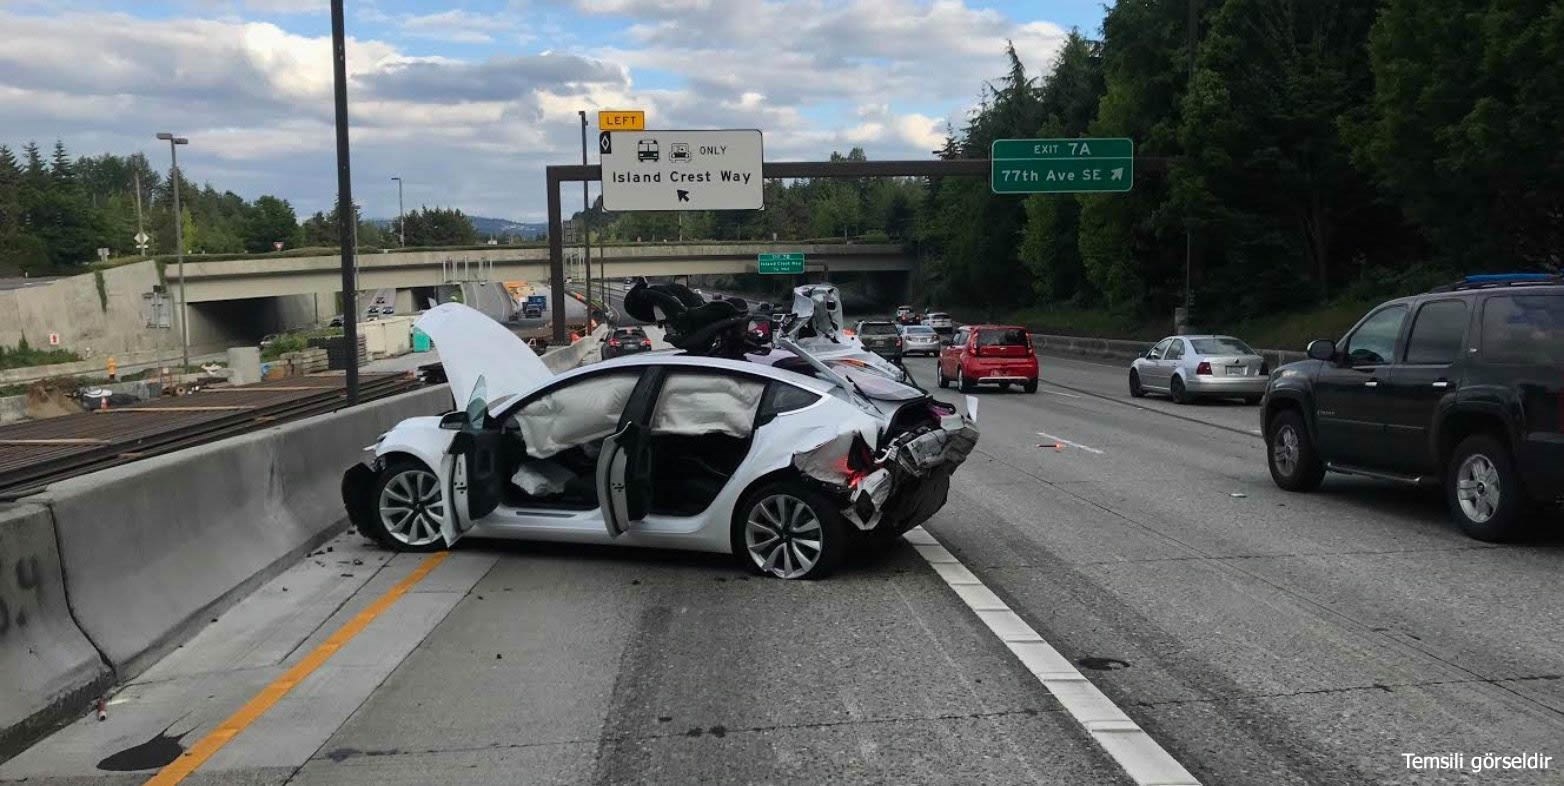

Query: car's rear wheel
1170;376;1191;404
367;460;448;552
1266;411;1325;492
1447;435;1527;542
1129;370;1145;398
733;481;846;580
1023;379;1038;394
957;366;975;392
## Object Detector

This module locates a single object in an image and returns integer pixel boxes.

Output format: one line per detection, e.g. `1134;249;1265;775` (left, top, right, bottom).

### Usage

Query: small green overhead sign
991;138;1134;194
757;252;805;274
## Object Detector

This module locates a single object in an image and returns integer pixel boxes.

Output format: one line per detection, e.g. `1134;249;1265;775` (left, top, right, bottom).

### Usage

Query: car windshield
858;322;896;335
1191;337;1254;355
977;328;1028;346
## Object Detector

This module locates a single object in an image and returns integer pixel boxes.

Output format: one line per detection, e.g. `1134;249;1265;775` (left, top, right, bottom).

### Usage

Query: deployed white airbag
513;372;639;458
510;460;576;496
651;374;765;437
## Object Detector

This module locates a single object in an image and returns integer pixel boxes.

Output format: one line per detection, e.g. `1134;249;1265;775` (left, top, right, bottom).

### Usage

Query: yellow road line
144;551;449;785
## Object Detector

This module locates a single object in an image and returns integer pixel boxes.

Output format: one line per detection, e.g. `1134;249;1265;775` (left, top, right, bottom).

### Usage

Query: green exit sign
991;138;1134;194
757;252;805;274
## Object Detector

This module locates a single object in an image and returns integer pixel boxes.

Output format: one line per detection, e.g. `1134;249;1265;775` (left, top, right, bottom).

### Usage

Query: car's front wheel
366;459;448;552
1129;370;1145;398
733;481;846;579
936;362;949;388
1446;435;1527;542
1266;411;1325;492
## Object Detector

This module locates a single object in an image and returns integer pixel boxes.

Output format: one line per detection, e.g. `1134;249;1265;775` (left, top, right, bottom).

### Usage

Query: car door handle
1363;380;1379;388
1432;380;1451;389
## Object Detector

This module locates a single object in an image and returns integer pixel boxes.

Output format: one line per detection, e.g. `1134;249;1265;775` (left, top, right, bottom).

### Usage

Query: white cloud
1;2;1072;219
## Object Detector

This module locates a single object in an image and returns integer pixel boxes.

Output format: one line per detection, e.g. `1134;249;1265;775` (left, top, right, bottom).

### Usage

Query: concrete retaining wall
1030;332;1306;369
1;384;452;758
0;504;112;760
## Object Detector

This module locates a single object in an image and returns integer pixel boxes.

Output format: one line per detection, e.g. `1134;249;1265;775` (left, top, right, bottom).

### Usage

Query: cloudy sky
0;0;1108;221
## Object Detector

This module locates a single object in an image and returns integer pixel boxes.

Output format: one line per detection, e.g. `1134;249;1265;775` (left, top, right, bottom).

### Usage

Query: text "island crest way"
612;170;754;184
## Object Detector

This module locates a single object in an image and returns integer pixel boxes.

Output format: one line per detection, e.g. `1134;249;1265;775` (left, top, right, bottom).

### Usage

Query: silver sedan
1129;335;1269;404
897;324;942;356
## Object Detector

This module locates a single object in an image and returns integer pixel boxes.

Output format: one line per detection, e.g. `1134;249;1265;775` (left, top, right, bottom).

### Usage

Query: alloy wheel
1455;453;1501;524
745;493;824;579
378;468;446;547
1273;425;1299;478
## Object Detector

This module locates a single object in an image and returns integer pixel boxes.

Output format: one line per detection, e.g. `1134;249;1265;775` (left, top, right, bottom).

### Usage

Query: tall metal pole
159;135;190;372
579;111;592;325
330;0;359;404
133;170;145;251
392;176;405;246
546;167;567;344
1184;0;1198;316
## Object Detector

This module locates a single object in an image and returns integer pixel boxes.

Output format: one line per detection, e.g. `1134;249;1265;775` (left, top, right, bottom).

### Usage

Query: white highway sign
599;129;763;211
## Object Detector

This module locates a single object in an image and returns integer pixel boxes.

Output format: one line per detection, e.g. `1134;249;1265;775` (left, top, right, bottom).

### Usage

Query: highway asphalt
4;344;1560;785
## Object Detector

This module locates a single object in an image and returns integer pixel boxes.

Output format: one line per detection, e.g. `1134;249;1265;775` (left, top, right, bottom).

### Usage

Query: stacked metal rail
0;372;422;500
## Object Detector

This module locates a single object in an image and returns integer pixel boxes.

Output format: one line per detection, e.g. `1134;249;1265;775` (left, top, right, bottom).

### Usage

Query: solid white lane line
1037;431;1106;455
905;526;1201;786
1042;389;1083;398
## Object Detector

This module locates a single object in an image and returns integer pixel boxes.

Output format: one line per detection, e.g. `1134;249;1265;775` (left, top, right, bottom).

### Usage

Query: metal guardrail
1028;332;1307;369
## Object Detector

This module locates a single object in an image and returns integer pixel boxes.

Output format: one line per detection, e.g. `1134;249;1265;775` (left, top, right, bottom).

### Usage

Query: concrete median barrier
0;503;112;761
17;384;456;682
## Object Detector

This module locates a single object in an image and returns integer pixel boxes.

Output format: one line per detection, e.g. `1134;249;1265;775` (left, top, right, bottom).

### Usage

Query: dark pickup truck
1261;274;1563;541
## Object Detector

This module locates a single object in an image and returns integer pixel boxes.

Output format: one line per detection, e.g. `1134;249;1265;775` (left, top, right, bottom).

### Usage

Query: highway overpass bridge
179;242;912;303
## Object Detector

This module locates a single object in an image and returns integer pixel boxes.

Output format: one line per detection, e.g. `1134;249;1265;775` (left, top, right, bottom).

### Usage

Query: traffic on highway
4;0;1563;781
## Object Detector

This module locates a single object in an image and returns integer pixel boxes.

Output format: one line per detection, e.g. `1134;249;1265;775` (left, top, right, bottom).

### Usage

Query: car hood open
414;302;553;409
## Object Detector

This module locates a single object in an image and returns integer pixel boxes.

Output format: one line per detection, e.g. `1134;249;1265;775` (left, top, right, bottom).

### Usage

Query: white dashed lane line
905;526;1201;786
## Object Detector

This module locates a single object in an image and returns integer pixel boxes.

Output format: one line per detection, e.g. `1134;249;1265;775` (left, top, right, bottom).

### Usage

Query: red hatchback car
937;325;1039;393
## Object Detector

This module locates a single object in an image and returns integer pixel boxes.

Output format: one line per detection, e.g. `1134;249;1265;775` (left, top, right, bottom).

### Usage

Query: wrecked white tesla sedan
342;302;978;579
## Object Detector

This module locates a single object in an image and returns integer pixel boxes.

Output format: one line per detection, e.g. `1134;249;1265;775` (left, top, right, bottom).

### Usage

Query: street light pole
330;0;359;404
156;132;190;372
579;110;592;325
391;176;405;246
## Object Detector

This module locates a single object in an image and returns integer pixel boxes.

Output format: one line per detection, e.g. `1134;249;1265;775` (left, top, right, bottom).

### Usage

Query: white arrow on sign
1110;168;1124;181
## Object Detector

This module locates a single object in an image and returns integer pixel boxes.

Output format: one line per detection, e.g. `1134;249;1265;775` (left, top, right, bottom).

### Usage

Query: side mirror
439;410;468;430
1306;339;1336;362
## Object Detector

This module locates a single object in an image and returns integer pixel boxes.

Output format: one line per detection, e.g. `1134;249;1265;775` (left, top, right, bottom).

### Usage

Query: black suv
1261;274;1563;541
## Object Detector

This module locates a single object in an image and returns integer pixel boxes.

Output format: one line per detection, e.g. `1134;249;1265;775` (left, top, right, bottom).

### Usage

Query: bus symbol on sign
637;139;659;162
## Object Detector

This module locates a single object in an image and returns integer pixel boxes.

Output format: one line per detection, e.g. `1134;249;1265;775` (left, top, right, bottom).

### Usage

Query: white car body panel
367;352;890;552
415;303;552;409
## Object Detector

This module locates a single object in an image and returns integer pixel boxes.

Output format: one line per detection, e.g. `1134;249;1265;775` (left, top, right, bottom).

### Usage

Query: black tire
1243;395;1262;405
1266;410;1325;492
1170;375;1191;404
1445;434;1527;542
1023;379;1038;394
365;459;448;553
957;366;975;392
731;480;847;579
999;382;1012;391
937;362;949;388
1129;370;1145;398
